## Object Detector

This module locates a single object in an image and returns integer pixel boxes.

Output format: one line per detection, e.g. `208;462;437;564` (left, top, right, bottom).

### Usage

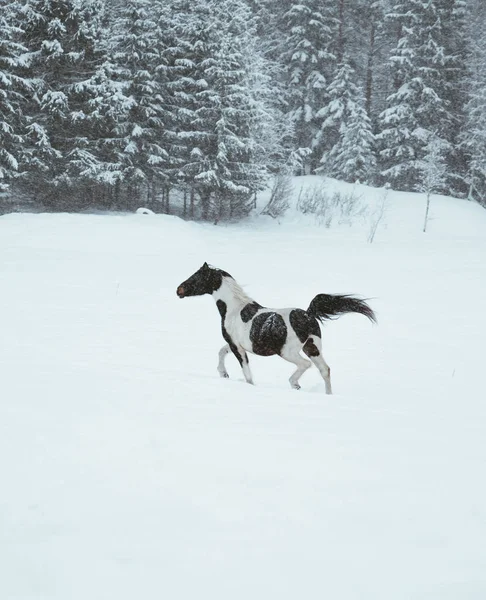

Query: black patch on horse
217;300;243;366
216;299;227;318
241;302;263;323
250;312;287;356
303;338;320;357
289;309;321;343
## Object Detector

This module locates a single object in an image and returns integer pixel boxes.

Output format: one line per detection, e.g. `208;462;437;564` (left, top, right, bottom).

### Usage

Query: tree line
1;0;485;219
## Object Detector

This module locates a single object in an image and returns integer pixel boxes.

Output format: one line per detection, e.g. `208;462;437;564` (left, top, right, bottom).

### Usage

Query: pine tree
461;0;486;205
278;0;338;171
107;0;171;208
438;0;469;194
169;0;270;221
317;61;376;182
240;23;297;177
363;1;393;122
0;2;28;196
18;0;107;207
378;0;465;192
67;59;132;206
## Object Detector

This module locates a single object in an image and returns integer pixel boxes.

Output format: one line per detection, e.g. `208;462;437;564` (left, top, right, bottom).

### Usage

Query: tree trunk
338;0;345;63
114;179;120;209
201;191;210;221
365;20;376;116
190;187;195;218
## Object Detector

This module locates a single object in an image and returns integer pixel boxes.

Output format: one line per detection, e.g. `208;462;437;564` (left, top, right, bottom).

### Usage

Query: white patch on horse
213;277;256;354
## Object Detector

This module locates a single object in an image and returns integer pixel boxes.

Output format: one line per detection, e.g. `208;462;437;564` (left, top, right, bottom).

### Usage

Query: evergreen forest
1;0;486;218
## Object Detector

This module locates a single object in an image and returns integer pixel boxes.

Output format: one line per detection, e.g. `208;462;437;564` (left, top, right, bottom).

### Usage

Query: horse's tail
307;294;377;324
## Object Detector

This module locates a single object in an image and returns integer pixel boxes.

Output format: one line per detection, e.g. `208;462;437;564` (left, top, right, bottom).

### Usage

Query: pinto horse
177;263;376;393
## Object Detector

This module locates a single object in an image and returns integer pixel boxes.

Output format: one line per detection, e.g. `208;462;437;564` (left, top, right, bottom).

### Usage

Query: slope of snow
1;180;486;599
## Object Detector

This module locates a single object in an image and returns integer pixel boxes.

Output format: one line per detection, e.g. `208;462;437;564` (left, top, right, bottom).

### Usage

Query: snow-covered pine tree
378;0;461;192
378;1;429;190
223;0;298;177
19;0;106;208
241;26;297;178
67;58;133;208
161;0;208;216
278;0;338;172
439;0;469;194
317;61;376;183
0;2;27;197
246;0;281;55
362;0;394;122
107;0;171;209
461;0;486;205
169;0;270;221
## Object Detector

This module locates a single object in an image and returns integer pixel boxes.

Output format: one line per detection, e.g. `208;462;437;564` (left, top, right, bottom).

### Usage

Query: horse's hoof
219;372;229;378
291;383;301;390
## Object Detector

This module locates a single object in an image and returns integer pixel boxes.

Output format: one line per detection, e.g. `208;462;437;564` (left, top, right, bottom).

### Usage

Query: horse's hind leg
217;344;230;378
303;336;332;394
280;348;312;390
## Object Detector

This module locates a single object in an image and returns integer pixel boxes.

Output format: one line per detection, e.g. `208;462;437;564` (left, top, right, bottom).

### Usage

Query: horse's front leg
217;344;230;378
238;347;254;385
219;340;254;385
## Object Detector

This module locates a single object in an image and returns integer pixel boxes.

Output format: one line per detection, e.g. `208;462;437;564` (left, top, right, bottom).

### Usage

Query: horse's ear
202;262;209;269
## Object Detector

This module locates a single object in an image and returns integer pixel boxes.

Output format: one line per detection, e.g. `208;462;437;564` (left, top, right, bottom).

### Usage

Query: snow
1;179;486;599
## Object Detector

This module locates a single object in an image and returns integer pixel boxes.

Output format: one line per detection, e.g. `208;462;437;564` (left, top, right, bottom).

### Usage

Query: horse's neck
213;277;254;311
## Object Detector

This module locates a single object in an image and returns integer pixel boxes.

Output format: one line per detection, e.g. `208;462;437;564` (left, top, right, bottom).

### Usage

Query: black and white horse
177;263;376;393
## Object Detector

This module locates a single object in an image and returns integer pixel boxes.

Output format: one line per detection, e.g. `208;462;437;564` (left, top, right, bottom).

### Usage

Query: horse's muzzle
176;285;185;298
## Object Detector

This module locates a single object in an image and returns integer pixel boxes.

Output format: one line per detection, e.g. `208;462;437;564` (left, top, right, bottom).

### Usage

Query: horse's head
177;263;231;298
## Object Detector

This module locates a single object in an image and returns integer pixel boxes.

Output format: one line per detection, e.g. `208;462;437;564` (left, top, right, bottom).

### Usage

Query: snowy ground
2;179;486;599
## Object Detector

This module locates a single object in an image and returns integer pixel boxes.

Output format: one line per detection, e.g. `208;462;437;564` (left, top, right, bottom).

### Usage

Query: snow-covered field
2;179;486;599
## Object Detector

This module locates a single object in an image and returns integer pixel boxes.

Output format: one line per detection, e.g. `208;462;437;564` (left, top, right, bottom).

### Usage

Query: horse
176;263;376;393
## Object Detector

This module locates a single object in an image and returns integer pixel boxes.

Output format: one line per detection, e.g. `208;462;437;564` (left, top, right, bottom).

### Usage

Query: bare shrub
297;183;332;226
261;174;293;218
297;183;366;228
332;190;367;225
415;137;447;233
367;186;389;243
